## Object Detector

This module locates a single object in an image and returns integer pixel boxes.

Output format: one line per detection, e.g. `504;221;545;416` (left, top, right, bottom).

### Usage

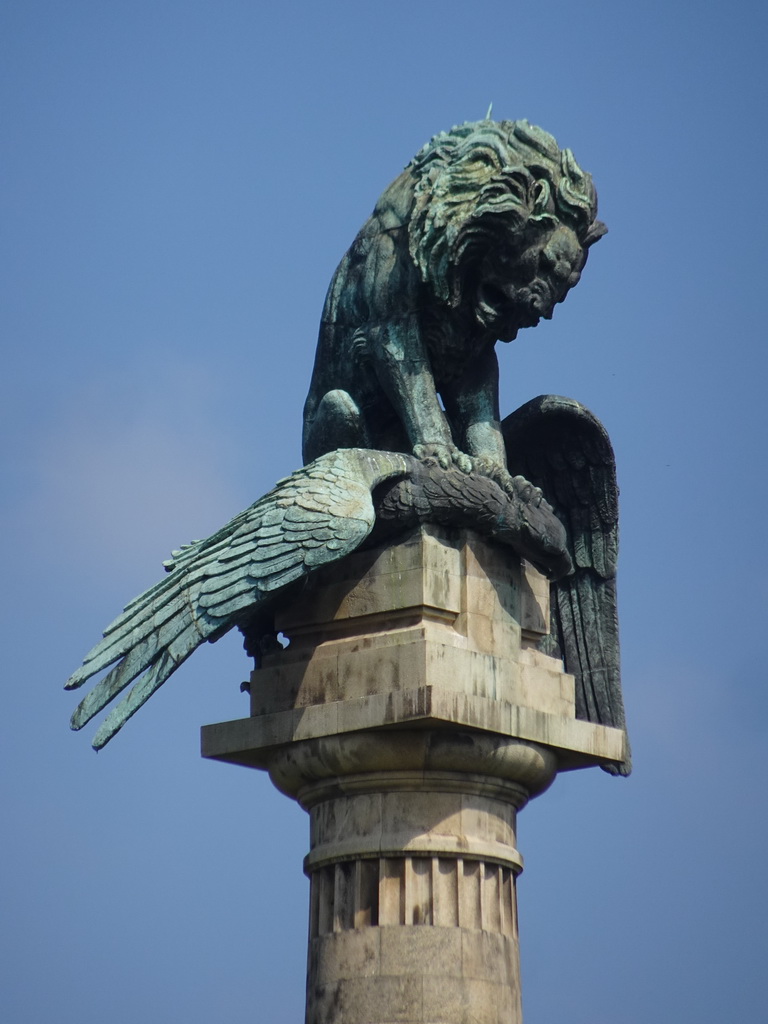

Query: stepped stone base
202;526;626;1023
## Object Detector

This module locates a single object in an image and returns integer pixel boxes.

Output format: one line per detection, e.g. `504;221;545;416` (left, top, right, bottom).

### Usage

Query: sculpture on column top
65;118;629;774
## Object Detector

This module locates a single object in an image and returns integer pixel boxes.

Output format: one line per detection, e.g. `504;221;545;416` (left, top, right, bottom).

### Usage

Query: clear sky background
2;2;767;1021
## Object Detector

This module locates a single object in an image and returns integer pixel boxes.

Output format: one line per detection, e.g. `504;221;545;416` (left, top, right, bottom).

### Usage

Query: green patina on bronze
66;119;628;774
303;118;606;492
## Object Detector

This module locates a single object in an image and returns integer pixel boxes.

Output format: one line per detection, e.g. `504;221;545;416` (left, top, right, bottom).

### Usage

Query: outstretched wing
502;395;630;775
66;449;408;750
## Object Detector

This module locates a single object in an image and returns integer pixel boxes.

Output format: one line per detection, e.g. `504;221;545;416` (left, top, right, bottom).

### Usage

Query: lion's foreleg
372;320;471;472
440;347;542;510
442;346;509;475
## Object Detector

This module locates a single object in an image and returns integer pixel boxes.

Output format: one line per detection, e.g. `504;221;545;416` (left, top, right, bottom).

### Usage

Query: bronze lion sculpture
303;118;606;492
67;118;628;771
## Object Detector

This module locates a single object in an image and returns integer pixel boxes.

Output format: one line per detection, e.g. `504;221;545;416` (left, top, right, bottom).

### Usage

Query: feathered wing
66;449;409;749
502;395;630;775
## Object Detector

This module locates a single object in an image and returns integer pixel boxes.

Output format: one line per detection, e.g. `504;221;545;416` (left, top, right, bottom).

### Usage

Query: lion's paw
473;460;551;512
413;444;473;474
508;474;550;511
472;456;508;486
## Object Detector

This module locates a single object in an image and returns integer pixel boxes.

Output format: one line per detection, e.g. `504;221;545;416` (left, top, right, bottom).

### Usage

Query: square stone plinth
202;526;626;772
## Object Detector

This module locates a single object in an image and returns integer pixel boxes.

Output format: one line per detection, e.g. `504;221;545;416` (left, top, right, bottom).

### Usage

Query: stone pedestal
202;526;626;1023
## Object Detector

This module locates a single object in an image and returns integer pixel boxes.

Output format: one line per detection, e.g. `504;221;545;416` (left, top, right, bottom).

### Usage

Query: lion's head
406;119;606;340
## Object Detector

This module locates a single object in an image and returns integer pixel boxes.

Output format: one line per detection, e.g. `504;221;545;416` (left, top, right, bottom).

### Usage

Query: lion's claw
472;466;552;513
511;475;533;502
413;444;473;474
453;451;473;474
413;448;553;513
510;475;551;512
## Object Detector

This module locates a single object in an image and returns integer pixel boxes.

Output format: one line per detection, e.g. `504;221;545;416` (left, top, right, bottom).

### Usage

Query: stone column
202;526;626;1024
270;730;555;1023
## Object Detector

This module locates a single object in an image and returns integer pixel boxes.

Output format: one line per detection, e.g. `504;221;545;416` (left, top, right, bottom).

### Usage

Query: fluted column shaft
268;730;557;1024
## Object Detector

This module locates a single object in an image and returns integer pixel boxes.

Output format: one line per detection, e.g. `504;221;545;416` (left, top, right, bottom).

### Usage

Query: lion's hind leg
302;389;371;463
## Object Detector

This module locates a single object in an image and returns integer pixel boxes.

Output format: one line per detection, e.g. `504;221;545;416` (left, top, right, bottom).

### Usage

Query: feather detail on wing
502;395;630;775
66;449;409;749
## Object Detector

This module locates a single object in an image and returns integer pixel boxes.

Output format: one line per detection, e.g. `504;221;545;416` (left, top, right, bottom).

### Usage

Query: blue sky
2;1;767;1020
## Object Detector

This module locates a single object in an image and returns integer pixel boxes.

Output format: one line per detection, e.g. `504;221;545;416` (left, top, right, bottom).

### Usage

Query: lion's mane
405;119;606;307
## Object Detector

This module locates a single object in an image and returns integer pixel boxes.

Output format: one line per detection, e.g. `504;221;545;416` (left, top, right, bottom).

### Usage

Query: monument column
271;730;555;1023
202;525;626;1023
